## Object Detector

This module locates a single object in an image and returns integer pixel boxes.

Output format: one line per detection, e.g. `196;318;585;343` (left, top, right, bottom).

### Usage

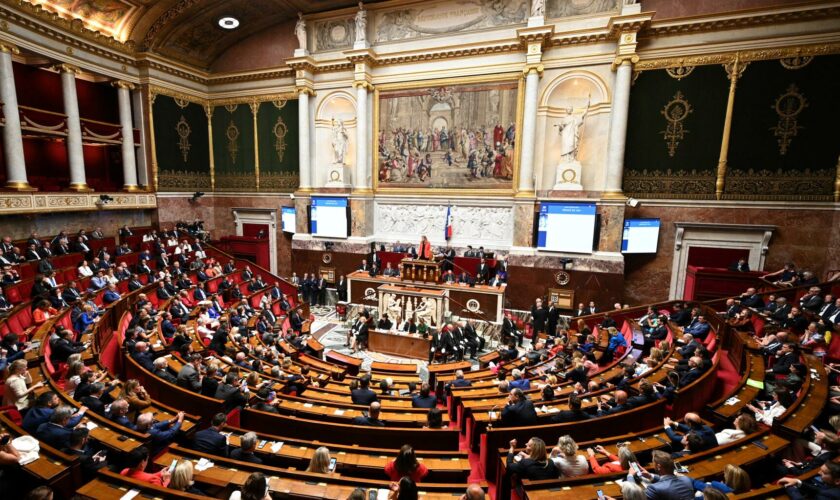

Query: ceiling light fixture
218;16;240;30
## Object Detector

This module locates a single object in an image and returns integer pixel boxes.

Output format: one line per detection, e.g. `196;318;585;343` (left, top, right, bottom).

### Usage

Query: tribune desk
347;271;505;323
368;329;431;360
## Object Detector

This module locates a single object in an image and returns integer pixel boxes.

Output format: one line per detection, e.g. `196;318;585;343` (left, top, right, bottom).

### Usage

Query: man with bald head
130;341;155;371
352;402;385;427
739;287;764;309
461;484;484;500
597;390;631;416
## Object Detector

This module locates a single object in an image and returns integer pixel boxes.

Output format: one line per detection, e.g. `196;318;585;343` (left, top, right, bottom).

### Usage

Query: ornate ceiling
16;0;370;68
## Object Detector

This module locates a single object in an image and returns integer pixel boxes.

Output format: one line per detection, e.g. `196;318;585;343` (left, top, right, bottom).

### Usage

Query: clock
322;253;332;264
554;270;571;286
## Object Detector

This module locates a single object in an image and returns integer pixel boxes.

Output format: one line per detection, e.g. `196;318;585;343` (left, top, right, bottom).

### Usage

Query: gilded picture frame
372;73;524;196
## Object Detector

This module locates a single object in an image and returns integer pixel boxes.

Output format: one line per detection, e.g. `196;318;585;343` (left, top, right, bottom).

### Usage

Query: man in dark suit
230;432;263;464
596;390;633;416
546;301;560;337
683;314;711;341
411;383;437;408
586;301;598;315
130;342;156;372
550;395;592;423
502;314;523;347
192;412;228;456
573;302;586;317
35;406;80;449
441;246;456;273
102;284;121;305
768;343;797;375
336;275;347;302
799;287;824;313
23;392;84;434
462;321;484;358
63;427;107;481
669;303;691;326
457;271;473;285
351;376;378;405
779;462;840;500
530;298;548;336
643;451;696;499
177;354;203;392
79;382;110;415
476;258;490;284
500;389;537;427
351;402;385;426
679;357;705;386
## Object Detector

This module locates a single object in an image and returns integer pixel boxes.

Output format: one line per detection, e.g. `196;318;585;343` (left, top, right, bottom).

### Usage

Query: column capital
352;80;375;92
0;42;19;55
517;25;554;47
249;100;259;115
522;63;544;77
111;80;136;90
295;86;316;97
611;54;639;70
345;47;378;65
53;63;82;75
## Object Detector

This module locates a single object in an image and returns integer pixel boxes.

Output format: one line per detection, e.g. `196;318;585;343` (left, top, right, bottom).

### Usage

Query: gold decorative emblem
780;56;813;70
322;253;332;264
665;65;695;80
273;117;288;162
175;116;191;162
660;91;692;157
770;84;807;155
465;299;482;313
554;271;571;286
174;98;189;109
226;120;240;163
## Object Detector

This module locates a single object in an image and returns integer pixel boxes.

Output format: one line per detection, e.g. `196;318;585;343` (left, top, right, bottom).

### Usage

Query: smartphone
597;490;605;500
630;461;642;476
328;457;337;472
0;435;10;446
258;440;268;449
811;425;821;434
168;459;178;472
368;490;376;500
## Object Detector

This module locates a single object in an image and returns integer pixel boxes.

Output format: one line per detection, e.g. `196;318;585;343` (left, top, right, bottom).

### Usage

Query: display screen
536;202;597;253
310;197;348;238
621;218;661;254
281;207;296;234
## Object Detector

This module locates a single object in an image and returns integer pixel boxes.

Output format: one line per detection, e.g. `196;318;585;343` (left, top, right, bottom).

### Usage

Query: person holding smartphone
62;428;107;481
306;446;333;474
635;451;693;499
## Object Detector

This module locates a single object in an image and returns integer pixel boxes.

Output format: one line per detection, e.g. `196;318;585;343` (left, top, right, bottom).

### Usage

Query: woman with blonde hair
692;464;751;494
550;435;589;476
120;379;151;421
306;446;332;473
506;437;558;480
169;459;205;494
715;413;758;445
586;443;638;474
3;359;43;410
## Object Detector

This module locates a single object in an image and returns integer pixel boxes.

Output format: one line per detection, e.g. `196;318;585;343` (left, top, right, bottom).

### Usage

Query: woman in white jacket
715;413;759;445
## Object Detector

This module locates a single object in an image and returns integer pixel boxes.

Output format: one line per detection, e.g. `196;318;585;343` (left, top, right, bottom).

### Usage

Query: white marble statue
355;2;367;44
624;0;638;4
531;0;545;17
555;97;590;162
294;13;307;51
331;118;348;164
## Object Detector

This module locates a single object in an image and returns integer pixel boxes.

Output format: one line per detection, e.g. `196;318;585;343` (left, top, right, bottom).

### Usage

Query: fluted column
297;88;313;190
603;58;635;197
0;43;33;190
715;56;747;200
517;65;542;195
114;81;138;191
58;64;89;191
353;82;371;191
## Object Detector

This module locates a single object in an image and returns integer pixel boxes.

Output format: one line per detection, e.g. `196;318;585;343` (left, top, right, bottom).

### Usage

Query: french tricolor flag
444;205;453;241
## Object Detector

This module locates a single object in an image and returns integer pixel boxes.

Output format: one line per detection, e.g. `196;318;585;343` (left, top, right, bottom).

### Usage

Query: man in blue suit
411;383;437;408
24;392;85;434
36;406;82;449
192;412;228;457
683;315;711;341
102;284;121;305
639;451;695;499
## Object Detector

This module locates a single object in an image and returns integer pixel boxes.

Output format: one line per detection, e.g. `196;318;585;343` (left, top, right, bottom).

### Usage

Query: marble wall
0;209;153;241
640;0;802;20
623;203;839;304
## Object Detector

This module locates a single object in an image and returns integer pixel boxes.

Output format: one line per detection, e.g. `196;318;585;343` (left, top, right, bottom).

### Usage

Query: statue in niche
355;2;367;44
331;118;349;164
531;0;545;17
294;13;307;51
555;96;590;162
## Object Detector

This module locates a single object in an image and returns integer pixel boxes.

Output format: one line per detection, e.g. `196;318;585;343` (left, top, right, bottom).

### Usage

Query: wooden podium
400;258;441;284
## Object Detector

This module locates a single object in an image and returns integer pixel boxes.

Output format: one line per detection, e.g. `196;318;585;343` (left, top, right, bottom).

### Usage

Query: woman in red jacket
586;443;639;474
385;445;429;483
32;300;57;326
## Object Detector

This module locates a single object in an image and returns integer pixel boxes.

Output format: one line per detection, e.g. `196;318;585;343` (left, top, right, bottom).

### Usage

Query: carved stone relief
374;202;513;247
547;0;620;19
373;0;528;43
313;18;355;51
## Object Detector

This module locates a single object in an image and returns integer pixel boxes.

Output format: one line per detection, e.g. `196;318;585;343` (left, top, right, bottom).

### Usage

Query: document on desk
119;489;141;500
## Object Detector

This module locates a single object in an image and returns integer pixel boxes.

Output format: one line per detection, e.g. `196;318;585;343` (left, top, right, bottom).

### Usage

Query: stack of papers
271;442;284;453
119;489;141;500
725;397;740;406
195;458;214;471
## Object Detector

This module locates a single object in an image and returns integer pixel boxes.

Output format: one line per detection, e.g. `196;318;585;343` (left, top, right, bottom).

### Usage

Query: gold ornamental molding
635;43;840;71
517;25;555;48
642;4;840;39
111;80;135;90
295;86;316;97
0;191;156;214
376;41;521;66
345;48;377;65
209;93;297;108
51;63;80;75
607;11;654;38
0;41;19;54
207;69;295;85
522;63;544;77
148;85;208;106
